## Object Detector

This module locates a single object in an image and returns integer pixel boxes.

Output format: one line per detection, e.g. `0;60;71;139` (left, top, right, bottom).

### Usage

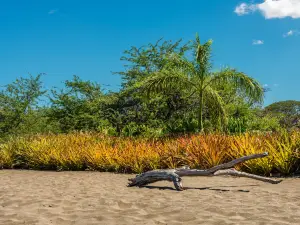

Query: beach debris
128;152;282;191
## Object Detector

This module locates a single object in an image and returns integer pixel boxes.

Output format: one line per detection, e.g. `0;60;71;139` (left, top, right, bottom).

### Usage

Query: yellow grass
0;131;299;175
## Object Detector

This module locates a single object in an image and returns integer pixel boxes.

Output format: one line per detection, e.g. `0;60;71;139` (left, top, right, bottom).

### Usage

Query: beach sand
0;170;299;225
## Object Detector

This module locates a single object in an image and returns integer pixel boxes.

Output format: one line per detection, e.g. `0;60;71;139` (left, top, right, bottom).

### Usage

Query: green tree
136;34;264;132
265;100;300;116
48;75;110;132
118;38;191;87
0;74;46;136
264;100;300;129
115;38;194;135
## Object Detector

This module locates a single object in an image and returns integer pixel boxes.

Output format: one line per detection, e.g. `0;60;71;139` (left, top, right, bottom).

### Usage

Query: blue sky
0;0;299;105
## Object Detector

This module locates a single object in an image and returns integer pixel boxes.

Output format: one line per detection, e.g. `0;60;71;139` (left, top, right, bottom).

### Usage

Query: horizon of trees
0;35;299;138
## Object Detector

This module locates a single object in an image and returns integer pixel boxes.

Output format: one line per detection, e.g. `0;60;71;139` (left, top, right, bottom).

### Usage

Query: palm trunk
198;90;204;132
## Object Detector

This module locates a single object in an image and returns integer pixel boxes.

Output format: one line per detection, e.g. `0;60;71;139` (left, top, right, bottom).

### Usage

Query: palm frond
192;36;213;78
163;53;197;77
136;69;196;97
203;86;226;118
207;68;264;104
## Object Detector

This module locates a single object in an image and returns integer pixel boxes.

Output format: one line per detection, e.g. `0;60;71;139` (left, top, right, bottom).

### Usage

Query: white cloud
252;40;264;45
235;0;300;19
234;3;257;15
283;29;300;37
48;9;59;15
263;84;269;87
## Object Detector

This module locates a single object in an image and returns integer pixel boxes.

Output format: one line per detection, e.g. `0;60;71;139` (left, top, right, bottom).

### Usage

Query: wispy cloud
263;83;279;91
234;3;257;16
48;9;59;15
252;40;264;45
235;0;300;19
283;29;300;37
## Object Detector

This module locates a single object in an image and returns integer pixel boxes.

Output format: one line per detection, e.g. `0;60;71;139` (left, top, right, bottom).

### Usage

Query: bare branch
128;153;282;191
213;169;282;184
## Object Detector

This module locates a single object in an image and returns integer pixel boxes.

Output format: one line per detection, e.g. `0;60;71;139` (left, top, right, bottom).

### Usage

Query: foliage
229;131;300;175
1;132;299;176
0;35;297;139
264;100;300;130
48;75;113;133
227;108;281;133
118;37;191;88
265;100;300;116
0;35;298;178
0;74;48;137
113;38;196;135
135;34;264;132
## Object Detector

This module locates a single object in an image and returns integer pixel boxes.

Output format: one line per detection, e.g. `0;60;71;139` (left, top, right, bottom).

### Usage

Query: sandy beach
0;170;299;225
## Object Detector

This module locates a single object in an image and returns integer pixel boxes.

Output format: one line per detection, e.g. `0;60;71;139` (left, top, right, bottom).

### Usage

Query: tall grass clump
0;131;299;176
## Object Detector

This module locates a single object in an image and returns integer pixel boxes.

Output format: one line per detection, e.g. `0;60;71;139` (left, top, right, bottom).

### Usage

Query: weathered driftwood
128;152;282;191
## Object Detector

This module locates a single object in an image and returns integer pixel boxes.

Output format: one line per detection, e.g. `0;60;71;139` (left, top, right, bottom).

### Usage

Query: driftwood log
128;152;282;191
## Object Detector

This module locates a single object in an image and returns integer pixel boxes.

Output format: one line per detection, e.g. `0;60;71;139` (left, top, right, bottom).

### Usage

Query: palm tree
136;34;264;132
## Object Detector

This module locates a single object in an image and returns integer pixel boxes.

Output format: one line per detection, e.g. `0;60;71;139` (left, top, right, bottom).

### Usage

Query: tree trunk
198;90;204;132
128;152;282;191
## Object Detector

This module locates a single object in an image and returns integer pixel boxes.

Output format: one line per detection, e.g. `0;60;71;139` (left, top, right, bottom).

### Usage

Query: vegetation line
0;34;299;176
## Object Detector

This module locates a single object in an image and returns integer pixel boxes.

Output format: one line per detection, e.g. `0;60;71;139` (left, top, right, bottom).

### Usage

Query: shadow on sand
140;184;259;192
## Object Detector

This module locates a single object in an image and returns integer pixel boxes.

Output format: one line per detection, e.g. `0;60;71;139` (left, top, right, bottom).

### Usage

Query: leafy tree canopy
0;74;46;135
265;100;300;116
135;33;264;132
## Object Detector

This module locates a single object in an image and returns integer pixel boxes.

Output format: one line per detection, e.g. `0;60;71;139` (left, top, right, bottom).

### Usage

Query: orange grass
0;131;299;175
